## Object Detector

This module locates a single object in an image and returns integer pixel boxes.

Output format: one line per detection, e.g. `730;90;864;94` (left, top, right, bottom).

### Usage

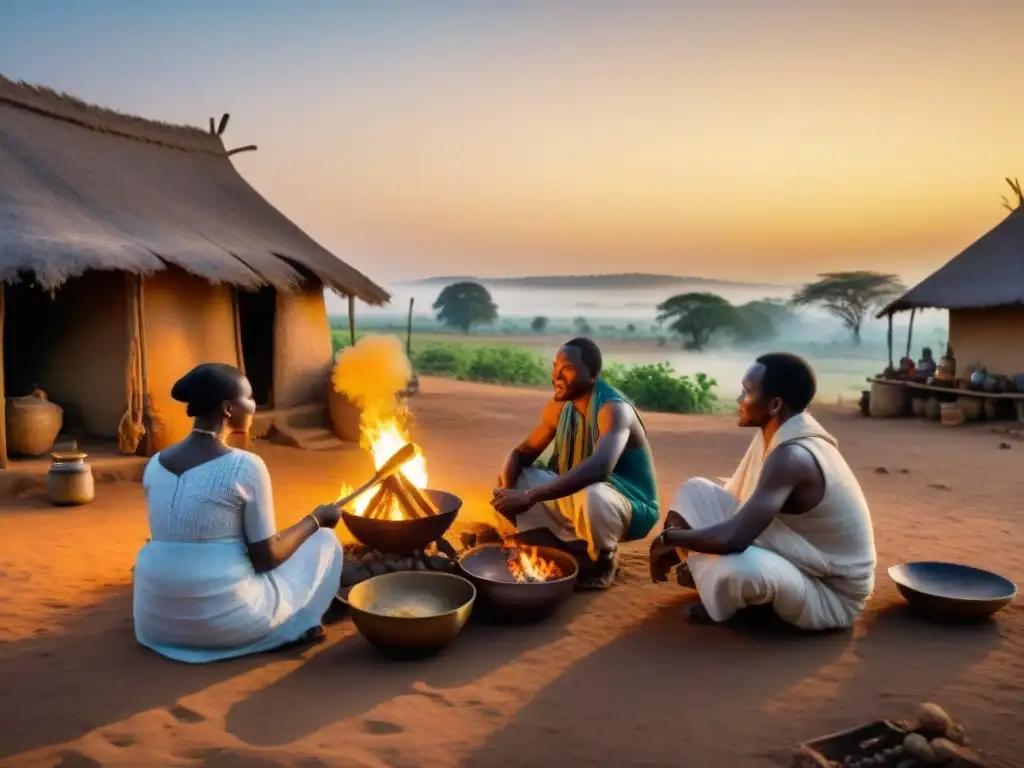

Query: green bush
603;362;718;414
461;346;549;386
411;343;718;413
413;343;473;376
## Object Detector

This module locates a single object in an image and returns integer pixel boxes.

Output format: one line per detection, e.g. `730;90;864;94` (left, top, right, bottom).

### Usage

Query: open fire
337;415;429;521
506;546;565;583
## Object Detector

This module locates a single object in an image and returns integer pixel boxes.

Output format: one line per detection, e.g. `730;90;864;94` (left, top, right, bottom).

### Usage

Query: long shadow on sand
460;596;1001;768
225;595;596;747
0;586;288;759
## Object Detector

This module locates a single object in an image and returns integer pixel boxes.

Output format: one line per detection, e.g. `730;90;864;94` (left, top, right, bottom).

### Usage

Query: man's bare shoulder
540;398;565;425
763;442;821;484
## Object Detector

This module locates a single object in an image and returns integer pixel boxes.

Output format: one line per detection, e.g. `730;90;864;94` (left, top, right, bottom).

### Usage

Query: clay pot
6;389;63;456
45;451;95;506
327;386;361;443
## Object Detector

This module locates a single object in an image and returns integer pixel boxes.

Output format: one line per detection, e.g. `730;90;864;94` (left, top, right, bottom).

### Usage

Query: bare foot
576;551;618;591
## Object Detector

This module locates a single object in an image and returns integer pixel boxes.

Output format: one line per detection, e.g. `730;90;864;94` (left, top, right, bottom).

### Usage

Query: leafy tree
656;292;742;351
790;272;905;344
624;323;637;335
530;315;549;333
572;316;592;335
1002;176;1023;212
733;299;799;343
432;281;498;333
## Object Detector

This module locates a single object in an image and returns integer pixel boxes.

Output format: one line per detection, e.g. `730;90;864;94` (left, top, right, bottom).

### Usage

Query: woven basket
6;389;63;456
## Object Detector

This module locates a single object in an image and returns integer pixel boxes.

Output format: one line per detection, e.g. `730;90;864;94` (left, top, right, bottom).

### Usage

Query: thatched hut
0;76;388;467
879;205;1024;377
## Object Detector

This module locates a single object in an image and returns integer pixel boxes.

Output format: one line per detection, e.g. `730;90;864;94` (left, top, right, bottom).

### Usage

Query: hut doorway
238;287;276;409
3;273;129;450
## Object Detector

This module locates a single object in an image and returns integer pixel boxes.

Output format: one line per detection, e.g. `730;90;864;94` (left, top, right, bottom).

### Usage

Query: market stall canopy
878;206;1024;316
0;75;389;304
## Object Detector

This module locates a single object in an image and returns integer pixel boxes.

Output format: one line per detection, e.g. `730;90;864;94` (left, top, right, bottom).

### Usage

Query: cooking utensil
332;442;418;511
343;571;476;657
458;543;579;623
888;561;1017;620
341;488;461;554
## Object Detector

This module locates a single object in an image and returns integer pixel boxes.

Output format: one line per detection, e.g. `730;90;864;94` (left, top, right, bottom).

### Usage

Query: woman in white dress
132;363;344;663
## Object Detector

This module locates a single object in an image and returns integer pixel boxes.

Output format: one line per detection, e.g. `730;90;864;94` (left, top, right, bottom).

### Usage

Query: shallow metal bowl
458;543;579;623
344;571;476;657
888;561;1017;621
341;488;461;555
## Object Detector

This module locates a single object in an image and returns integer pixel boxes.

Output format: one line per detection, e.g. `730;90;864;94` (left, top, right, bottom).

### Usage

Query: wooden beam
406;297;415;358
886;313;894;371
232;288;246;377
348;294;356;346
0;283;7;469
137;276;154;457
905;309;916;359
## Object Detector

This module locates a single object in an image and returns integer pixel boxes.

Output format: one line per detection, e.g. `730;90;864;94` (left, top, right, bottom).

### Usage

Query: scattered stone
999;441;1012;450
874;467;890;475
898;468;910;474
366;561;388;577
927;483;952;492
340;561;371;587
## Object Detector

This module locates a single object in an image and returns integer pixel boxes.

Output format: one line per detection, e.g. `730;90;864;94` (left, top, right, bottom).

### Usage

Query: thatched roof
0;75;389;304
880;206;1024;316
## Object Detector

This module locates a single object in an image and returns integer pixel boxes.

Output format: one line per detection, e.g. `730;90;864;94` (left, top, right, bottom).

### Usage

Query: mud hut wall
948;306;1024;377
142;266;239;451
273;282;333;409
37;271;128;438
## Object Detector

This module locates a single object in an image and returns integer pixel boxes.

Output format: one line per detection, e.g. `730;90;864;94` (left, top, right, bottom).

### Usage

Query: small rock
427;555;449;571
927;483;952;491
898;468;910;474
341;562;371;587
874;467;890;475
361;550;381;565
413;559;427;570
999;441;1012;450
366;561;388;577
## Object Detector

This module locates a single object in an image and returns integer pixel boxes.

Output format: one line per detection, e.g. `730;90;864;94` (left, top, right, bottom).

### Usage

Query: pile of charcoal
340;545;456;588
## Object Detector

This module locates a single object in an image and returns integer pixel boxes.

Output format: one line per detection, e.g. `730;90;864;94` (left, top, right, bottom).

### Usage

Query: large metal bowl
888;561;1017;621
341;488;461;555
344;571;476;657
458;543;579;623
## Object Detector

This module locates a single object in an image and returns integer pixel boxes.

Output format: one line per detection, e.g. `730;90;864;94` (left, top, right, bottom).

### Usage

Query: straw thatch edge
0;74;223;155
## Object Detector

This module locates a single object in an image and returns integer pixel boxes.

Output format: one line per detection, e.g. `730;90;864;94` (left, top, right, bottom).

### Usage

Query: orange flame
507;547;564;583
337;415;428;521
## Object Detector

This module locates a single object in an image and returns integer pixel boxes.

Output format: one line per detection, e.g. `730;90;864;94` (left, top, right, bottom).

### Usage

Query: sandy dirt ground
0;377;1021;767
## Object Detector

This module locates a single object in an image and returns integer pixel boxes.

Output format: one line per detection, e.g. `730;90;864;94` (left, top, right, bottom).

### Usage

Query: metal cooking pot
344;571;476;657
341;488;461;555
458;543;579;623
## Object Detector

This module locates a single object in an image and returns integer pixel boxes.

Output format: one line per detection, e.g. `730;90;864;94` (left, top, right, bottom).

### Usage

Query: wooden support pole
905;309;916;359
406;297;415;358
0;283;7;470
232;289;246;377
137;276;153;456
886;313;894;371
348;294;357;346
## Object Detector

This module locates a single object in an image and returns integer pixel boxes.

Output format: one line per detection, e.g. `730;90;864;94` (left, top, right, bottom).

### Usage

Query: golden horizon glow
4;2;1022;282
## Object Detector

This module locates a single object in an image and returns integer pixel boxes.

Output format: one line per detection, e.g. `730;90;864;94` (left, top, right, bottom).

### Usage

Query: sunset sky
2;1;1021;285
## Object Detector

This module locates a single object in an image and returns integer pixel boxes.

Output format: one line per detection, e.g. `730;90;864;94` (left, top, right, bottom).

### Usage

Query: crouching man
649;353;876;630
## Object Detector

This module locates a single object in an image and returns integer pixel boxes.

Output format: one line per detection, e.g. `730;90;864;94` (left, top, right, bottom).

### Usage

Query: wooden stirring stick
333;442;418;511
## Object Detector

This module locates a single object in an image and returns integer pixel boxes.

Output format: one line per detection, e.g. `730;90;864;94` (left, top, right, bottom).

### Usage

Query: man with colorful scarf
491;338;659;589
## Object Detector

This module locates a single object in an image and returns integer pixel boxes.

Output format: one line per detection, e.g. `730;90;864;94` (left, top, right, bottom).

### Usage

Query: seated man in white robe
649;352;876;630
